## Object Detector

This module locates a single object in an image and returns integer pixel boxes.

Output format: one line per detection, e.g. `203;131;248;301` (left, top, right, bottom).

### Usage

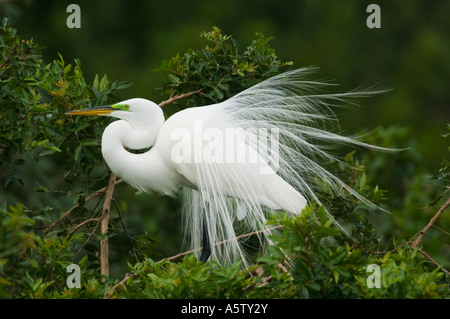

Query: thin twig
161;224;284;263
158;89;204;107
407;197;450;276
44;179;123;235
72;213;102;262
218;225;284;246
164;248;199;262
104;273;134;299
67;218;100;237
111;199;141;262
409;197;450;249
0;42;18;69
417;249;450;276
432;224;450;237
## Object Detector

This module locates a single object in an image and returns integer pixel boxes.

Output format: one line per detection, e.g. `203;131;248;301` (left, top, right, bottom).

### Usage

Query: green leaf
81;139;98;146
39;149;56;157
316;206;328;225
74;122;90;132
111;81;133;90
359;172;366;190
99;74;109;91
64;64;72;74
49;146;62;152
57;52;65;67
307;282;321;291
74;144;82;161
214;89;224;100
93;74;99;89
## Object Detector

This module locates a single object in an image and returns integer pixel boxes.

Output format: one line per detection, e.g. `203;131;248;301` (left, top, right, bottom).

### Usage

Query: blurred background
1;0;449;277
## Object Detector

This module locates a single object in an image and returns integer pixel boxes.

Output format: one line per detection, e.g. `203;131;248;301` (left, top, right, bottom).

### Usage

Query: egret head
66;98;164;127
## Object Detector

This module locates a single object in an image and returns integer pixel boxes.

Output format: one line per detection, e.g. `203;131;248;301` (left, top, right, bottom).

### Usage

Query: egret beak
65;105;115;116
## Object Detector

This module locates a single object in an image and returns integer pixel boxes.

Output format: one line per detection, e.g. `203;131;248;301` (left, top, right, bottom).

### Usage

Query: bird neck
100;119;182;195
101;119;160;175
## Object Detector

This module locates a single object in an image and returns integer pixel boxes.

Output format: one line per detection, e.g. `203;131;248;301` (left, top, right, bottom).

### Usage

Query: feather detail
179;67;392;266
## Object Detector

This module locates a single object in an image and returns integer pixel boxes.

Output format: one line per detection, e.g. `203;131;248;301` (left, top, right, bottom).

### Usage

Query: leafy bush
156;26;292;107
0;19;448;299
0;17;130;297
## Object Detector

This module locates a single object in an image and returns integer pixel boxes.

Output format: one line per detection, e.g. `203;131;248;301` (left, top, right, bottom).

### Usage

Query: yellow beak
65;106;115;116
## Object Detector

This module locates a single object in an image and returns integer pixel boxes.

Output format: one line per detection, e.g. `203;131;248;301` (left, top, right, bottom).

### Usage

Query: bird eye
125;105;130;109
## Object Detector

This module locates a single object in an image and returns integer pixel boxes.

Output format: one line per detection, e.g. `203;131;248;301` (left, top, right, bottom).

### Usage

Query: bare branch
44;179;123;235
158;89;204;107
68;218;100;237
409;196;450;249
160;224;284;263
104;273;134;299
417;249;450;276
406;196;450;276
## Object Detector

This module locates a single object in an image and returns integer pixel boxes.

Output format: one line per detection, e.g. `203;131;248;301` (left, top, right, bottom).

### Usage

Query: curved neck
101;120;160;176
99;112;183;195
121;120;161;150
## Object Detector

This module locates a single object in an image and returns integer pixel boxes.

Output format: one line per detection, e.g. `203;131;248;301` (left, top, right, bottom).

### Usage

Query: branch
417;249;450;276
43;179;123;235
100;173;117;281
0;42;18;69
161;225;284;263
72;215;102;262
158;89;204;107
104;273;134;299
407;197;450;276
68;218;100;237
409;197;450;249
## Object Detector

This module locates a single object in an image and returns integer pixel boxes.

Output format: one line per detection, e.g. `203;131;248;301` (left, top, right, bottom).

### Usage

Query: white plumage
67;68;389;266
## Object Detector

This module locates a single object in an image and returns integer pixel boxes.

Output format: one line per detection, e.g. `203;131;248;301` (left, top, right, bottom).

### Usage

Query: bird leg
200;203;211;263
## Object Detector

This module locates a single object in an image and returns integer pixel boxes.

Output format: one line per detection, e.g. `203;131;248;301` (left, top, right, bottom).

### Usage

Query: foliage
259;210;447;299
438;124;450;194
0;18;130;297
0;20;449;299
0;17;132;190
104;209;449;299
155;26;292;107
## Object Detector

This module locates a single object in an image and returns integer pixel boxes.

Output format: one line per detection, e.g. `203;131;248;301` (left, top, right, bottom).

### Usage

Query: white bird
66;68;388;266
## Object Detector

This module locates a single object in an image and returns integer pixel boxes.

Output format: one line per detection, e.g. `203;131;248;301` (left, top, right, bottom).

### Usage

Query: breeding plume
66;68;387;266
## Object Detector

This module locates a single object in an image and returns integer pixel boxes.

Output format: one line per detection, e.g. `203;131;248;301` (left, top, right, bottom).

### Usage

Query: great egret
66;68;388;265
